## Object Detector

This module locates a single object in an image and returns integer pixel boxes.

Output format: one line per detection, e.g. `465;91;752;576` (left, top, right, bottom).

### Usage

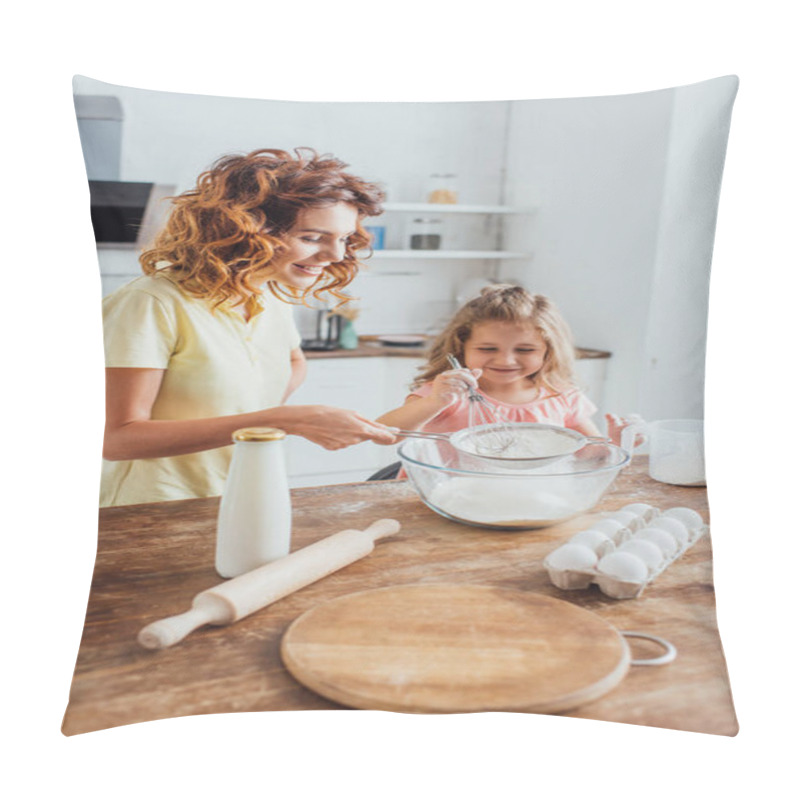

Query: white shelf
363;250;529;260
381;203;529;214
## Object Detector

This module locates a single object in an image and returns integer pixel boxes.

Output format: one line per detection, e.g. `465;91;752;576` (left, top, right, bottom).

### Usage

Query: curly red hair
140;148;385;309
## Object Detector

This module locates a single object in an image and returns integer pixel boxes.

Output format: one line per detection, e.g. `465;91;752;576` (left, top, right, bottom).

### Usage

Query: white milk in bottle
215;427;291;578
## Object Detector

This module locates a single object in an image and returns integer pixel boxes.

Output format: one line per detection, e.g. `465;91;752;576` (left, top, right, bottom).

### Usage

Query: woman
101;148;397;507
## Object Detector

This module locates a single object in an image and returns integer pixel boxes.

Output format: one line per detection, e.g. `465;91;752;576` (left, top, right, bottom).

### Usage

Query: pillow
63;75;738;738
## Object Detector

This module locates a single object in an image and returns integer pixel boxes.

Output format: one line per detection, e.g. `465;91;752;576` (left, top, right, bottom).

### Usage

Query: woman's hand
276;405;398;449
430;368;481;407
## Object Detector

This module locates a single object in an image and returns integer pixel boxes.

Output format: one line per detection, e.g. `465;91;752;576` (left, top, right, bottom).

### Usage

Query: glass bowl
398;437;630;530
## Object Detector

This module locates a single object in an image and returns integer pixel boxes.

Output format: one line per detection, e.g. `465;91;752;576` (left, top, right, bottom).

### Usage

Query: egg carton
543;503;708;600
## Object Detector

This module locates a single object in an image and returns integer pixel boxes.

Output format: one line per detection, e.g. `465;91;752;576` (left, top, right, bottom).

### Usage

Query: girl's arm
571;415;604;439
573;414;644;446
376;368;480;431
102;367;397;461
376;394;452;431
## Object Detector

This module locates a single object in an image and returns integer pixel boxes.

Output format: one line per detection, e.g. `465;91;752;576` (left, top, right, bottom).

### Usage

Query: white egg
662;506;704;532
648;516;690;549
635;527;679;558
621;503;659;523
619;539;665;573
597;551;649;583
587;518;628;544
570;529;615;556
605;510;641;532
545;543;598;571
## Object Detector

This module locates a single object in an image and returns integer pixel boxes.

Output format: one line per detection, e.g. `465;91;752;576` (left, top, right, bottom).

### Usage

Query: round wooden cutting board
280;584;631;714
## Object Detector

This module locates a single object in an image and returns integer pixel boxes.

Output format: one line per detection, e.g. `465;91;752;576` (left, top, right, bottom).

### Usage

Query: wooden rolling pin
138;518;400;650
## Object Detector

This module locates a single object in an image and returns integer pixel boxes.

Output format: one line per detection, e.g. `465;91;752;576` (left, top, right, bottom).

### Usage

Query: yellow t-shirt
100;274;301;507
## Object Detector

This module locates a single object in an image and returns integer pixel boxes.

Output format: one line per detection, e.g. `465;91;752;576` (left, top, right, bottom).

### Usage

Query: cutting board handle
622;631;677;666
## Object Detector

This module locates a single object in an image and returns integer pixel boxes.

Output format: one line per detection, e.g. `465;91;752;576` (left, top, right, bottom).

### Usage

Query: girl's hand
283;405;398;449
430;368;481;407
605;413;645;448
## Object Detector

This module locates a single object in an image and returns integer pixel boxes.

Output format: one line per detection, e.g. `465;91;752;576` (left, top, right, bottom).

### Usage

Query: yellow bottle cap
231;427;287;442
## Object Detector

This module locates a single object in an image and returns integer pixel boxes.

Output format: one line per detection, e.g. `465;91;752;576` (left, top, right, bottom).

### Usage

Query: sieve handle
394;429;451;441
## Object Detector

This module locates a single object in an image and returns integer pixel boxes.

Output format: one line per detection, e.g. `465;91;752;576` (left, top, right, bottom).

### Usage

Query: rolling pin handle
138;593;231;650
363;518;401;542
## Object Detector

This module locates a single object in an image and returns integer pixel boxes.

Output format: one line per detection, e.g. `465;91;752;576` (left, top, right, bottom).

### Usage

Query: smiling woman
267;204;359;292
100;148;398;507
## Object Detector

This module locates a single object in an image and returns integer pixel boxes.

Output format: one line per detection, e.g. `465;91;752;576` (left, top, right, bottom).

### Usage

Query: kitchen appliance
280;584;674;714
301;309;343;351
74;94;123;181
88;180;176;249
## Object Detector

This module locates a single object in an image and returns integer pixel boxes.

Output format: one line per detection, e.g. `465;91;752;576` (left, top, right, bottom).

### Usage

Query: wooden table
62;458;737;736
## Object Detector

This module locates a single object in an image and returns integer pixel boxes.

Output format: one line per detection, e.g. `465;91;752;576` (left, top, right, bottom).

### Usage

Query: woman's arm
103;367;397;461
282;347;307;402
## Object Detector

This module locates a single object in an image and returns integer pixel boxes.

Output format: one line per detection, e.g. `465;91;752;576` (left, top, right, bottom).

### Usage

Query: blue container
363;225;386;250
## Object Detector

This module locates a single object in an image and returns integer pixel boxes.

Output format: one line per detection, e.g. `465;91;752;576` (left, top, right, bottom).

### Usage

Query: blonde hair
140;148;384;311
415;284;577;395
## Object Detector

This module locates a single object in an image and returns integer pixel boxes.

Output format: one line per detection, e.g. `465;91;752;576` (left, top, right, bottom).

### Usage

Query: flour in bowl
428;477;579;527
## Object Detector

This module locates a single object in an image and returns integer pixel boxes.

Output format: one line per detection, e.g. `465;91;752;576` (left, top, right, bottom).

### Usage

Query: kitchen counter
303;336;611;360
62;458;736;736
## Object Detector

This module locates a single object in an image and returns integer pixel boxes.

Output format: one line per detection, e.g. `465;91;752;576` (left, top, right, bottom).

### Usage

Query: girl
101;148;397;507
377;284;627;444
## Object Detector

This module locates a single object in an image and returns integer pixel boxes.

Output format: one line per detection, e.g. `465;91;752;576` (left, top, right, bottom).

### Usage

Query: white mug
621;418;706;487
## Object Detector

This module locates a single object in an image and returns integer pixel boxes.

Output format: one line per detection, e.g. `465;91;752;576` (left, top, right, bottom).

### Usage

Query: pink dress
409;382;597;433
